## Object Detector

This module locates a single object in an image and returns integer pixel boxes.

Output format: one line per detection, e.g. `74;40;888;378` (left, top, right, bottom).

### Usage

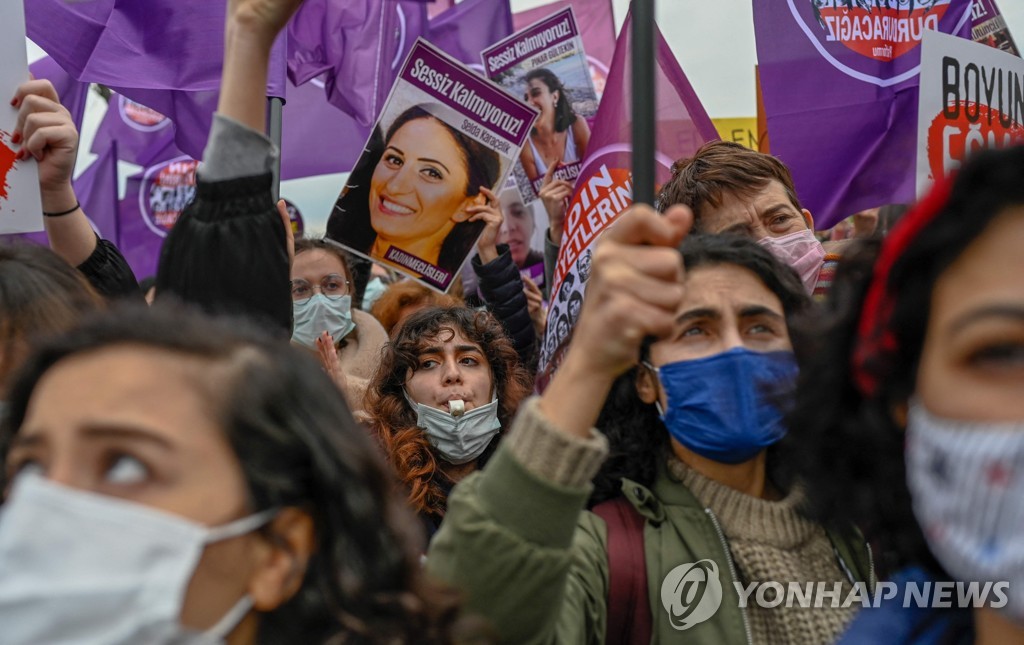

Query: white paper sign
917;30;1024;198
0;1;42;234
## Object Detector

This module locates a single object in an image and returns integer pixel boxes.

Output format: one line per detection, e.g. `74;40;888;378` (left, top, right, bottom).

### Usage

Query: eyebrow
948;304;1024;335
9;425;174;452
385;145;451;175
759;203;798;220
738;305;785;321
455;344;483;354
677;307;721;324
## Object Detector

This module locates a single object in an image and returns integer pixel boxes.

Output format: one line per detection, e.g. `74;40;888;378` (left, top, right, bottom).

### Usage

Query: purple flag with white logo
754;0;973;229
29;57;89;133
428;0;513;72
288;0;427;127
538;9;717;377
117;140;197;279
91;93;176;166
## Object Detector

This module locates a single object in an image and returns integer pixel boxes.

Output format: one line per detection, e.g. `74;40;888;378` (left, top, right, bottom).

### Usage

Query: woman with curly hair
788;146;1024;643
366;307;532;535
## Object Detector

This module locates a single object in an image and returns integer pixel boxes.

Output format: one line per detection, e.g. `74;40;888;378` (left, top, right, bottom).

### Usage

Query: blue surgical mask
649;348;798;464
292;294;355;349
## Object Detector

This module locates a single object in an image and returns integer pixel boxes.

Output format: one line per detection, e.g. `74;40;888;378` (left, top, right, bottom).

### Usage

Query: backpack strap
592;496;652;645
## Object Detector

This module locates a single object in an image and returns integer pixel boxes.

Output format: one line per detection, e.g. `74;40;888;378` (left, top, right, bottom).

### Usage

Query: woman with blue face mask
790;146;1024;644
366;306;532;538
290;238;388;413
427;209;875;643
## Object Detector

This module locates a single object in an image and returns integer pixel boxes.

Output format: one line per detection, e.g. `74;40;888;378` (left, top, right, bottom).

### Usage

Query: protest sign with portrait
483;7;599;202
327;39;537;292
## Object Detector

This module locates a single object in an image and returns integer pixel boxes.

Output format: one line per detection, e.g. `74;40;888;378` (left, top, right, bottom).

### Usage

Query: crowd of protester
1;1;1022;643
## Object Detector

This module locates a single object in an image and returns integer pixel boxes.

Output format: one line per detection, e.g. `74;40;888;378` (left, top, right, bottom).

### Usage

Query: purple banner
972;0;1019;56
483;8;578;76
326;38;537;292
537;9;717;374
754;0;973;230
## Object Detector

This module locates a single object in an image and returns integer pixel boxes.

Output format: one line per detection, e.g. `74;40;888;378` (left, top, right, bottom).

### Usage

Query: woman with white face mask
0;305;468;644
290;238;387;413
791;146;1024;644
366;306;532;537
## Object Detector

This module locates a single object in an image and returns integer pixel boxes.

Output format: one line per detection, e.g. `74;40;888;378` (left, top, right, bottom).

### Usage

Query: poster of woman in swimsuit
482;7;598;202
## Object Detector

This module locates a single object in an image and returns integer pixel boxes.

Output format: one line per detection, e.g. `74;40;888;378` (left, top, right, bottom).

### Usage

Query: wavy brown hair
370;281;464;336
366;307;532;520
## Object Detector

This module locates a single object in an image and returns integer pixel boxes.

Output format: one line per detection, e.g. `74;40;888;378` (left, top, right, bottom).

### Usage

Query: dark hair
657;141;802;232
590;234;811;505
524;68;577;133
0;242;104;390
367;306;532;521
0;304;464;644
329;105;501;277
786;146;1024;577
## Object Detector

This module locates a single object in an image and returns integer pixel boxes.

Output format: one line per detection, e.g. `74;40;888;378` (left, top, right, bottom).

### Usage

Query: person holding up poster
519;68;591;182
328;40;537;293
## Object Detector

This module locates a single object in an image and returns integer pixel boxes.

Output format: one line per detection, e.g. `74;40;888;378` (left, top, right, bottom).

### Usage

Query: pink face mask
757;229;825;294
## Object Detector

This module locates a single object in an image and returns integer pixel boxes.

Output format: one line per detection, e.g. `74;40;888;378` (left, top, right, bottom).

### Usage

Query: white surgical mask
906;401;1024;623
361;277;388;311
292;294;355;349
405;393;502;465
757;228;826;294
0;473;277;644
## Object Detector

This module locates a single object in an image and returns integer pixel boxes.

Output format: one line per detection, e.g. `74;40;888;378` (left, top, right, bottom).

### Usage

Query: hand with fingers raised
467;186;503;264
538;162;574;247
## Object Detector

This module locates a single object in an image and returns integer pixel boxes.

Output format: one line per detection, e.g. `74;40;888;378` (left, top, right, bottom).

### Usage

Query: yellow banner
712;118;761;151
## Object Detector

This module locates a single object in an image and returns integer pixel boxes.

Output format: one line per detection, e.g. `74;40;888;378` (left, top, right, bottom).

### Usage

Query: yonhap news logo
660;560;1010;629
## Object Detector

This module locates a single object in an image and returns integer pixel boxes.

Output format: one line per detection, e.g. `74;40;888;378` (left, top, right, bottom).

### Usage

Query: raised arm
12;80;140;299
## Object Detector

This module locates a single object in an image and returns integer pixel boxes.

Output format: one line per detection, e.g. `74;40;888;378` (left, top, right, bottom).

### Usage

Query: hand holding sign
467;187;502;264
538;161;572;245
539;204;691;439
12;80;78;214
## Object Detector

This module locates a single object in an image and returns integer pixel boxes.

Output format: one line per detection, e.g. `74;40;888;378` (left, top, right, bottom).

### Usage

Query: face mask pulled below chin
406;394;502;465
757;228;825;295
0;473;276;645
652;348;798;464
906;402;1024;623
292;294;355;349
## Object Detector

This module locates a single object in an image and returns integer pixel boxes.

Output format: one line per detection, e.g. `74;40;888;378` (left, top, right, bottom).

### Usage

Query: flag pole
631;0;656;206
268;96;284;201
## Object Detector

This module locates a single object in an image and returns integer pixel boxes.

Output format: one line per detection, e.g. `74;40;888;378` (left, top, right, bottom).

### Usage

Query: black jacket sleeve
472;243;537;368
76;235;142;301
154;172;292;339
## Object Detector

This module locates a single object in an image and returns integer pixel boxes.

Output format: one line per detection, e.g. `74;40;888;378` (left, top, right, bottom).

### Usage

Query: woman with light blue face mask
427;216;876;643
366;306;532;537
290;239;388;413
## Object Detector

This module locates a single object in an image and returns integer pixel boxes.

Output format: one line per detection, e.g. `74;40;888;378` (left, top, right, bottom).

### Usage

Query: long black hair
525;68;577;133
329;105;501;277
0;303;469;644
589;234;812;505
787;145;1024;578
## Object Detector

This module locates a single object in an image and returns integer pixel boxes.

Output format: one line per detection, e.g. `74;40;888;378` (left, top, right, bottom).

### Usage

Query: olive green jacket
428;442;873;644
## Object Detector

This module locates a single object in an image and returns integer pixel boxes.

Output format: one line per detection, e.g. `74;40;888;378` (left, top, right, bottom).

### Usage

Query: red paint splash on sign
927;102;1024;181
0;130;17;205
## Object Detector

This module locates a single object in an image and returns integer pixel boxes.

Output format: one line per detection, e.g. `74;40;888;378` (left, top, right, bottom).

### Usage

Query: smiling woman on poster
518;68;591;183
330;104;501;281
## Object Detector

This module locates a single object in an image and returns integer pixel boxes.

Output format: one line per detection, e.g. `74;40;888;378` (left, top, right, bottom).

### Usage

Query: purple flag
428;0;513;71
29;57;89;132
513;0;615;93
26;0;286;97
117;140;197;279
754;1;973;229
91;93;176;166
288;0;427;127
538;10;717;375
280;76;369;180
2;141;120;247
972;0;1019;55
